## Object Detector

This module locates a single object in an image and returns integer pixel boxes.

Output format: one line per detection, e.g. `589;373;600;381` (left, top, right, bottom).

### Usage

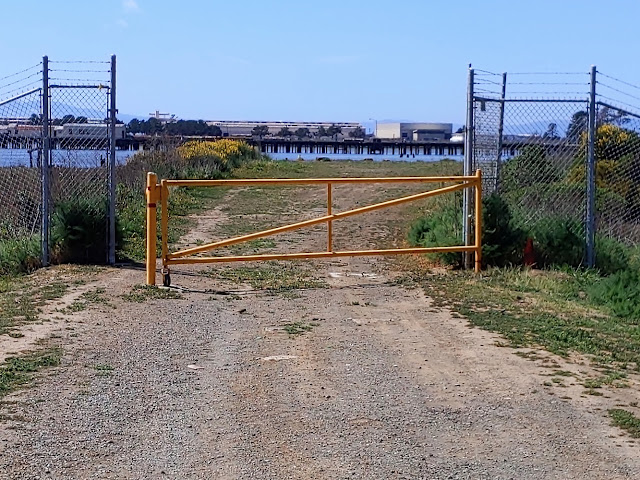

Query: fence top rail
473;96;587;104
162;175;478;187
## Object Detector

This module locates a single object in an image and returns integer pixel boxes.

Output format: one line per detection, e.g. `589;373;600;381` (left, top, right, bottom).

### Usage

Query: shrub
407;193;463;267
482;194;526;267
51;198;114;264
176;139;259;172
587;268;640;319
594;236;631;276
408;193;525;268
501;145;561;191
0;235;41;276
530;217;584;269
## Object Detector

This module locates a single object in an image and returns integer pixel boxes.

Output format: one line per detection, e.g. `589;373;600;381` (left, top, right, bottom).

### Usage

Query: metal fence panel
0;58;115;267
593;103;640;245
473;98;588;233
0;62;43;249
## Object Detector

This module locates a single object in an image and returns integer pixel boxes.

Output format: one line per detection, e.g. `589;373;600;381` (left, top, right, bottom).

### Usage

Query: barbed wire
596;94;640;114
0;71;43;91
0;63;42;82
49;77;109;83
50;60;110;64
50;69;110;74
597;71;640;93
0;80;42;98
508;81;587;86
473;69;501;76
507;71;588;76
597;81;640;104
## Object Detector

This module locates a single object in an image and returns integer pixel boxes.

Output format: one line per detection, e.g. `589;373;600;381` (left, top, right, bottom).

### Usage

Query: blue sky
1;0;640;126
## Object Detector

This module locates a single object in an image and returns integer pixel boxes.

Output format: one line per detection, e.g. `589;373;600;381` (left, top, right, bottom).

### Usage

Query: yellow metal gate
145;170;482;286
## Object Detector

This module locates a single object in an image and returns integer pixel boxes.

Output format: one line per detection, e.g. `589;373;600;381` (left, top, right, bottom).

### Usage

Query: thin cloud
117;18;129;28
123;0;140;12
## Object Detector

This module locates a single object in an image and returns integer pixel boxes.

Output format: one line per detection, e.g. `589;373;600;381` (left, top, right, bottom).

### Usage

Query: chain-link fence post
108;54;117;264
495;72;507;192
463;67;474;268
586;65;597;268
41;55;50;266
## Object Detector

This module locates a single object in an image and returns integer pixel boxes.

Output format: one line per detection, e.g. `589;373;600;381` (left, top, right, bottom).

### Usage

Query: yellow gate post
146;172;159;285
474;169;482;273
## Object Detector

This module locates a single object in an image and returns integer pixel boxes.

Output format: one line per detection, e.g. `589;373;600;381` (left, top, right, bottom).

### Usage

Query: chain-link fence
467;67;640;268
0;56;117;269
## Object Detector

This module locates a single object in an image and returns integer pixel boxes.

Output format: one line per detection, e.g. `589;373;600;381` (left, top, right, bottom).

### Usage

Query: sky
2;0;640;127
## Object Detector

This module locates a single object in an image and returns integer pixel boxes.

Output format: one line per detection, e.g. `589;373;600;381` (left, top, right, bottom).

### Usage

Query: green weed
121;285;184;302
609;409;640;438
208;262;327;292
0;348;62;397
283;322;314;335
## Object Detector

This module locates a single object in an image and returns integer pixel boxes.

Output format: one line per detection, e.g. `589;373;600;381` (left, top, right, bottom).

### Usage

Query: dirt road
1;181;639;479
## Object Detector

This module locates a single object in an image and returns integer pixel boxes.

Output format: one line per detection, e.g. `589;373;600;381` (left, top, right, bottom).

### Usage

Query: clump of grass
122;285;184;303
583;371;629;389
0;235;41;276
0;348;62;397
0;278;69;335
282;322;314;335
209;262;327;292
609;409;640;438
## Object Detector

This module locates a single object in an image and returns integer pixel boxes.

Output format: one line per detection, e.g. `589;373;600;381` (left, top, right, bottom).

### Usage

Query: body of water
0;149;135;168
1;148;463;168
265;152;464;162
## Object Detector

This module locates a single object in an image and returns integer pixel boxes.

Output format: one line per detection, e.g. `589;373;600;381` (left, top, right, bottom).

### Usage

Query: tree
348;126;366;139
543;123;559;139
208;125;222;136
316;126;328;138
252;125;270;138
75;116;88;124
566;111;588;143
127;118;141;134
327;124;342;139
597;106;629;127
294;127;310;139
277;127;293;137
29;114;42;125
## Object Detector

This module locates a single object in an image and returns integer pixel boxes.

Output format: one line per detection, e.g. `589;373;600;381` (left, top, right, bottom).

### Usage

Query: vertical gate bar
586;65;597;268
495;72;507;192
41;55;50;266
474;170;483;273
327;183;333;252
108;55;117;264
161;180;169;269
463;67;474;268
146;172;158;285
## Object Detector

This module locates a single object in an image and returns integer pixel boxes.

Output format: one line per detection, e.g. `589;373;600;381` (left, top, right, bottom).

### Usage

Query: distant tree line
252;124;366;139
127;118;222;136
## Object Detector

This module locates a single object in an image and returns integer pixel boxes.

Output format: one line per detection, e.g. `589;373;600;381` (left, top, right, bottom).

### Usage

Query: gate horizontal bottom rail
164;246;478;265
145;170;483;286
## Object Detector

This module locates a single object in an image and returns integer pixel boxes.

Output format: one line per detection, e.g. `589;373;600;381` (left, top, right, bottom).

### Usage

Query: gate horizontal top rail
145;171;483;286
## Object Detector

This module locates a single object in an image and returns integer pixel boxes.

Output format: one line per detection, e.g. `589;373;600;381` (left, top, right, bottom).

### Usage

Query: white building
375;122;452;141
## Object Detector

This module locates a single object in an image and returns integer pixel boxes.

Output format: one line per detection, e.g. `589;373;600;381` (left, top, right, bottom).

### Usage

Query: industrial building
205;120;362;137
375;122;452;141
